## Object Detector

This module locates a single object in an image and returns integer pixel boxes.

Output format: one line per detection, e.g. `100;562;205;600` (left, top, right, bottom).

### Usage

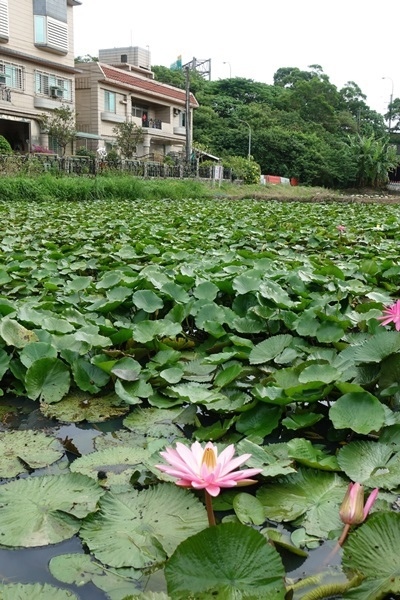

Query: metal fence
0;154;232;181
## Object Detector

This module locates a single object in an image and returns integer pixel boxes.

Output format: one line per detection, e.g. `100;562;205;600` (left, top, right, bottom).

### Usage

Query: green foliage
112;121;144;158
0;135;12;154
40;105;76;156
222;155;261;184
75;146;96;159
190;65;389;188
348;134;400;187
152;64;206;95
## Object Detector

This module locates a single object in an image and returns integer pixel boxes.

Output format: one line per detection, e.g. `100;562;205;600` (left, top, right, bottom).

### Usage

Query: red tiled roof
99;64;198;107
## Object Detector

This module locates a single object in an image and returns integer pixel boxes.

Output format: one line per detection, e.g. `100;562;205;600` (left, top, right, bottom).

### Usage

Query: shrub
75;147;96;159
0;135;12;154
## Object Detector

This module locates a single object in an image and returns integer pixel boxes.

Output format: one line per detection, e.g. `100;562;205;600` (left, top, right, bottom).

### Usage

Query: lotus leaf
0;473;104;546
79;485;208;569
0;430;64;477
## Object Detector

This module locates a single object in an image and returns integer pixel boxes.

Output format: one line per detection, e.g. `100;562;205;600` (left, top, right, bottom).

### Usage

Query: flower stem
338;523;350;547
204;490;216;526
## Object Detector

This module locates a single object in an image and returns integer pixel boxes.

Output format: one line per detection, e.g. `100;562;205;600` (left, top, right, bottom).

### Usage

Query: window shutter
0;0;9;42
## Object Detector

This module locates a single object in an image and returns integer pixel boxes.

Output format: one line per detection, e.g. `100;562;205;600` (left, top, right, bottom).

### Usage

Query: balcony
142;118;162;130
101;112;125;123
0;86;11;102
173;126;186;136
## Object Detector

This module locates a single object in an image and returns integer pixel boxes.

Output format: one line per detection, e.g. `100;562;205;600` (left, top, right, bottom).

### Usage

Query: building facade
75;49;198;160
0;3;198;159
0;0;80;153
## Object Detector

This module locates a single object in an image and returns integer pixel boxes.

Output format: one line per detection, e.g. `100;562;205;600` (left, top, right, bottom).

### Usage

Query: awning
75;132;104;140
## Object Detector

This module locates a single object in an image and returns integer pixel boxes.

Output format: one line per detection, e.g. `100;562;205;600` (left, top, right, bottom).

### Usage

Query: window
0;0;9;42
0;60;23;90
131;103;148;119
34;15;68;54
104;91;116;113
34;70;72;100
180;112;186;127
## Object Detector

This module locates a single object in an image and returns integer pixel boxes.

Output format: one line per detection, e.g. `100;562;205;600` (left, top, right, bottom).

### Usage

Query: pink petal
216;444;236;466
363;488;379;519
218;453;252;476
155;465;194;479
174;441;203;473
204;484;221;497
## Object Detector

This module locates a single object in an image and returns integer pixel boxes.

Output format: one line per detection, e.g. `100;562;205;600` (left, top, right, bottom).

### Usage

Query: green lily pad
337;440;400;489
49;553;142;599
249;334;293;365
329;392;386;434
40;391;129;423
233;492;266;525
123;406;192;438
0;473;103;546
287;438;340;471
25;357;71;403
0;583;78;599
70;446;154;488
257;468;347;539
0;430;64;477
343;513;400;599
79;484;208;569
354;331;400;363
164;522;286;599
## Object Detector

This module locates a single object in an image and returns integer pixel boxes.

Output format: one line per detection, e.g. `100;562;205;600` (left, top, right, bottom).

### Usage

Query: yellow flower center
202;447;217;470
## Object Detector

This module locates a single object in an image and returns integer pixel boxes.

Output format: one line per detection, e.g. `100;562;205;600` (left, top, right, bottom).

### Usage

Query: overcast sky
73;0;398;117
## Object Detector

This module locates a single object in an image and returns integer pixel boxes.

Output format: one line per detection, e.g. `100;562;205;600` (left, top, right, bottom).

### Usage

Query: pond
0;196;400;598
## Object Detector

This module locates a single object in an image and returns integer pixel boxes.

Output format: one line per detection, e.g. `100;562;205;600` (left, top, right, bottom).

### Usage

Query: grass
0;173;397;204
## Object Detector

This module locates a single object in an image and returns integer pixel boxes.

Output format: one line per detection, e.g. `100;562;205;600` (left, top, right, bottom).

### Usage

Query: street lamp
239;119;251;160
223;61;231;78
382;76;394;133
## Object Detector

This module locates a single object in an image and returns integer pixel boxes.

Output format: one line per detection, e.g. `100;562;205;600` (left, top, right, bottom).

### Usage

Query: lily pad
70;446;155;488
79;484;208;569
164;522;286;599
49;553;142;599
329;392;386;434
40;391;129;423
257;468;347;539
0;583;78;599
343;512;400;599
337;440;400;489
123;406;194;438
0;473;104;546
287;438;340;471
0;430;64;477
25;357;71;403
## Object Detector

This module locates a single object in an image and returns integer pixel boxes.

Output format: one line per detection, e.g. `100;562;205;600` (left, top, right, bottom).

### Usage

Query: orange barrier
265;175;281;184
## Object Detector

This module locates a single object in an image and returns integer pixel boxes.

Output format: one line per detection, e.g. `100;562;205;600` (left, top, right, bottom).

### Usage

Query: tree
348;134;400;188
75;55;98;63
40;105;76;156
112;122;144;159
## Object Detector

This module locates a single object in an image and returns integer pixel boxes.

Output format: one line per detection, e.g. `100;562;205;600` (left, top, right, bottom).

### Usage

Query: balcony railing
141;118;162;130
0;86;11;102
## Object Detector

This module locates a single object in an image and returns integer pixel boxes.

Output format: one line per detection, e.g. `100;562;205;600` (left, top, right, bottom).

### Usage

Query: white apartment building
0;0;80;153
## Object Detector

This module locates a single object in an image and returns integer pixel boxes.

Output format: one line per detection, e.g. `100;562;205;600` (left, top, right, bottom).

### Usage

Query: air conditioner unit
50;86;63;99
0;75;6;85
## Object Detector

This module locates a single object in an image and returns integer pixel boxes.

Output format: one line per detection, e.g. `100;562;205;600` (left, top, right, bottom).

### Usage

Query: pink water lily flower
378;299;400;331
339;482;379;525
155;441;262;497
337;225;346;233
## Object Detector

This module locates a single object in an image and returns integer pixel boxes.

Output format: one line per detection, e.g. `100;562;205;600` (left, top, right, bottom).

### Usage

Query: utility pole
382;76;394;133
239;119;251;160
185;66;191;163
